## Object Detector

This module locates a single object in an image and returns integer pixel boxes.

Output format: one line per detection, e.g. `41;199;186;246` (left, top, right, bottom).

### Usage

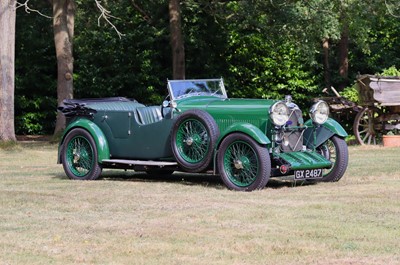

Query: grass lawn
0;142;399;264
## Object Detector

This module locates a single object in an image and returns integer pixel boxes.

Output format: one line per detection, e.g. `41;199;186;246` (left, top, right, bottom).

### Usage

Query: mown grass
0;143;399;265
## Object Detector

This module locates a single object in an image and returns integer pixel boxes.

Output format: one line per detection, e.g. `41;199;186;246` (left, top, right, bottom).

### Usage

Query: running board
101;159;177;167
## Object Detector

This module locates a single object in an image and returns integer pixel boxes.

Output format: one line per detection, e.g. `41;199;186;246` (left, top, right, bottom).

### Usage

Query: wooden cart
353;75;400;145
314;87;362;135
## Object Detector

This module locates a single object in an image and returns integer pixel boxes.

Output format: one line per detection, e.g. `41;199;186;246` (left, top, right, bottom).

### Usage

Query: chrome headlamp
270;101;289;126
310;100;329;124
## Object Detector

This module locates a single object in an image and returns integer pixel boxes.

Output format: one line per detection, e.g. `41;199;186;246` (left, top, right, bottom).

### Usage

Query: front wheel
61;128;102;180
317;135;348;182
217;133;271;191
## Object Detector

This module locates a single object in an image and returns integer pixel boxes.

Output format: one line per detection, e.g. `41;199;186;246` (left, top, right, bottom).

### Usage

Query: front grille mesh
280;108;304;152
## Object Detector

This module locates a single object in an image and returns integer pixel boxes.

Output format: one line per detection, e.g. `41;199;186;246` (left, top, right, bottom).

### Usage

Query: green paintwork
60;119;110;163
218;122;271;145
175;97;274;144
93;111;174;160
276;151;332;170
321;118;348;137
304;118;348;148
176;97;275;116
104;111;132;139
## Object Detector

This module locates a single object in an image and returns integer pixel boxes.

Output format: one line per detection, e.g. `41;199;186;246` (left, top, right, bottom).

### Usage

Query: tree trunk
169;0;185;79
53;0;75;136
0;0;17;142
322;38;331;89
338;23;349;89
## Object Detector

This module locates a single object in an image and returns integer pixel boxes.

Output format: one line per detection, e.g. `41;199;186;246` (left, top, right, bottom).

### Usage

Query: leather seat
136;106;163;125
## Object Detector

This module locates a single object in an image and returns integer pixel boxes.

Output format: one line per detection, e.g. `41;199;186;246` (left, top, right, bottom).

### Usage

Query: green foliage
341;86;359;104
377;66;400;76
73;0;169;104
15;4;55;135
352;7;400;75
225;34;317;104
13;0;400;135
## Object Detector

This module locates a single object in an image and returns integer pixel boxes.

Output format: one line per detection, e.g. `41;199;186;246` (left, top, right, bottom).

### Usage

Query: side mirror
162;100;170;108
163;100;178;109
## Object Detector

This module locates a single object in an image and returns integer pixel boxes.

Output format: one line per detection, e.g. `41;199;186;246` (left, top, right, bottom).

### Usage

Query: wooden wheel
353;107;382;145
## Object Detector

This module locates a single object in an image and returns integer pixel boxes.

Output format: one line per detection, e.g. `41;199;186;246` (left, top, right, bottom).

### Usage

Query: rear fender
58;119;110;163
304;118;348;148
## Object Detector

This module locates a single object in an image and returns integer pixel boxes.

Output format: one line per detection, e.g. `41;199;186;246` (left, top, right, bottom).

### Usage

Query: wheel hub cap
184;137;194;146
234;157;250;170
184;134;201;147
234;159;243;169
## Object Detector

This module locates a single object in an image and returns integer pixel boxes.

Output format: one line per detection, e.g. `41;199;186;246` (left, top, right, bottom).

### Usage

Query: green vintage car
58;78;348;191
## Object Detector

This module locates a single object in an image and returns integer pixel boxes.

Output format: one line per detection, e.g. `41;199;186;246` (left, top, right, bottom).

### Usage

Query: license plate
294;169;323;180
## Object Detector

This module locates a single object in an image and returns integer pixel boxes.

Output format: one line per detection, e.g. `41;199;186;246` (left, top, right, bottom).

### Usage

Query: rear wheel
317;136;348;182
217;133;270;191
61;128;102;180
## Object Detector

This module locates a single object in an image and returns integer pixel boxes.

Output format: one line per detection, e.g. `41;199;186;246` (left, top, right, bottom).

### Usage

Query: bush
377;66;400;76
341;86;359;104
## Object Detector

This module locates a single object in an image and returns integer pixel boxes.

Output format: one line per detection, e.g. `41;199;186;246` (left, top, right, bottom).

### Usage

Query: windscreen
168;79;227;100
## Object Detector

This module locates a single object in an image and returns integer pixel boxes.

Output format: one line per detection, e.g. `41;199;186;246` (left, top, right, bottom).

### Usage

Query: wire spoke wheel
171;109;219;173
223;140;258;187
61;128;102;180
218;133;270;191
176;119;209;163
66;136;94;177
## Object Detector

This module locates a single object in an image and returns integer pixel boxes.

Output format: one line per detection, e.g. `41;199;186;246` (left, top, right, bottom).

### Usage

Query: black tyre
317;135;348;182
217;133;271;191
171;109;219;173
61;128;102;180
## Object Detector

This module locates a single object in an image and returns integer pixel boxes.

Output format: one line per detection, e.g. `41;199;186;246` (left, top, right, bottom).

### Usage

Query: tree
9;0;400;136
169;0;185;79
0;0;17;142
52;0;75;136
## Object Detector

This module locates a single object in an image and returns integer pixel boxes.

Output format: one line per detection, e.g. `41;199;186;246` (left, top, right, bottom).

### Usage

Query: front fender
219;122;271;146
58;119;110;163
304;118;348;148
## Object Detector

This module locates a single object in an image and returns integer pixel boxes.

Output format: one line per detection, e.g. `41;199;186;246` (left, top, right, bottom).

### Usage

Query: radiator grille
280;108;304;152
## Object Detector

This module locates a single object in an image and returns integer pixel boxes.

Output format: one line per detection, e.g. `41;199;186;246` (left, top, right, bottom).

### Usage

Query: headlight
270;101;289;126
310;100;329;124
